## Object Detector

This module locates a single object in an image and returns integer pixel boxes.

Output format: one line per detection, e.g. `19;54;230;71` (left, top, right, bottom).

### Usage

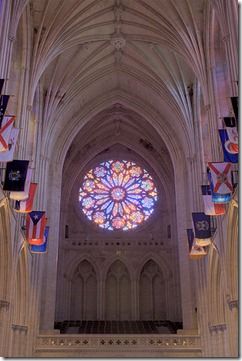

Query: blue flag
0;95;10;128
207;172;232;203
219;129;238;163
29;226;49;254
3;160;29;191
187;228;194;252
192;212;211;239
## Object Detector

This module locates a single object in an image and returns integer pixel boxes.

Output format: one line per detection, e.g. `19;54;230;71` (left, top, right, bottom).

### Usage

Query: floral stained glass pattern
79;160;158;230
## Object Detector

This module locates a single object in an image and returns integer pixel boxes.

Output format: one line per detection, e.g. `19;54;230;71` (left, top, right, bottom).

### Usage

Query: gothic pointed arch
105;259;131;320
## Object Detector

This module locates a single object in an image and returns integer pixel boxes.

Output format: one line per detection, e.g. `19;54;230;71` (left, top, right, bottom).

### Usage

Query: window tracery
79;160;157;230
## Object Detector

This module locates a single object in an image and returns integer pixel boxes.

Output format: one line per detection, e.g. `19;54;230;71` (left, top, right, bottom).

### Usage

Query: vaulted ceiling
19;0;216;200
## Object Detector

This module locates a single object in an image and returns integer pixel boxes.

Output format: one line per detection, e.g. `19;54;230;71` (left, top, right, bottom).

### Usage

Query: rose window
79;160;158;230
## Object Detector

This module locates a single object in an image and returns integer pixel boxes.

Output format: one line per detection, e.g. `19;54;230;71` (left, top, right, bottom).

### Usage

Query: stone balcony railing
35;334;201;357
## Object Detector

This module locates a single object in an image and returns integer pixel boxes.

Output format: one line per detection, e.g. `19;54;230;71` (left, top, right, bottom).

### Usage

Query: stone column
0;300;10;355
99;278;105;319
132;278;138;320
39;163;62;330
221;33;238;96
208;324;227;357
11;324;28;357
227;298;238;356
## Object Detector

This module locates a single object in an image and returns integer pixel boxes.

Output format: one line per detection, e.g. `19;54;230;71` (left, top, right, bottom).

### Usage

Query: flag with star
208;162;233;194
26;211;47;244
3;159;29;191
0;95;10;128
29;226;49;253
186;229;207;260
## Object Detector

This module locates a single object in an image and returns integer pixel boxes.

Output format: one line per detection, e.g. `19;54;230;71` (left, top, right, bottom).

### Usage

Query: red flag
26;211;47;245
208;162;233;194
0;128;19;162
0;116;14;151
201;185;226;216
14;183;37;213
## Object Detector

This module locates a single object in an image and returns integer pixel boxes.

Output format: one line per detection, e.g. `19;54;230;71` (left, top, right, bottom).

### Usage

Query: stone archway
105;260;131;320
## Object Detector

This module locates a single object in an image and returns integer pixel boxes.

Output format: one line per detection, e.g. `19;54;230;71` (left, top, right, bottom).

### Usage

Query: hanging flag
223;117;238;153
207;172;231;203
29;226;49;254
0;116;15;152
192;212;212;246
3;159;29;191
26;211;47;244
0;79;4;94
0;95;10;128
0;128;19;162
186;229;207;260
14;183;37;213
10;167;32;200
218;129;238;163
230;96;238;123
201;185;226;216
208;162;233;194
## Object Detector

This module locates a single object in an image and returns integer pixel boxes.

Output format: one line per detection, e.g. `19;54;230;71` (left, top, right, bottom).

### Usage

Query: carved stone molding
221;33;230;43
187;154;196;162
40;155;50;162
9;36;16;42
12;324;28;334
111;35;126;49
0;299;10;310
226;295;238;310
208;323;226;334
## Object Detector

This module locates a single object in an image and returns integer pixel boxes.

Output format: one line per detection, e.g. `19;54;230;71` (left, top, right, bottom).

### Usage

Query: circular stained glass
79;160;158;230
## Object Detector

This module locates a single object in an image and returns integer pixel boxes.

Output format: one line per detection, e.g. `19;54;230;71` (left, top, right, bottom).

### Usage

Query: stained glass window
79;160;158;230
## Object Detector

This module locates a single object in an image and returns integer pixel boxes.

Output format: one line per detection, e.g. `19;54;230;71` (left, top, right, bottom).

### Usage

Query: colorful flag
26;211;47;244
0;79;4;94
223;117;238;153
186;229;207;260
208;162;233;194
218;129;238;163
0;116;15;152
201;185;226;216
207;172;231;203
0;95;10;127
3;159;29;191
0;128;19;162
14;183;37;213
29;226;49;254
10;167;32;200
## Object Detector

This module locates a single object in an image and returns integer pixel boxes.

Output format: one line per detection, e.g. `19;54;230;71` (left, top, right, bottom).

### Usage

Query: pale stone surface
0;0;238;358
